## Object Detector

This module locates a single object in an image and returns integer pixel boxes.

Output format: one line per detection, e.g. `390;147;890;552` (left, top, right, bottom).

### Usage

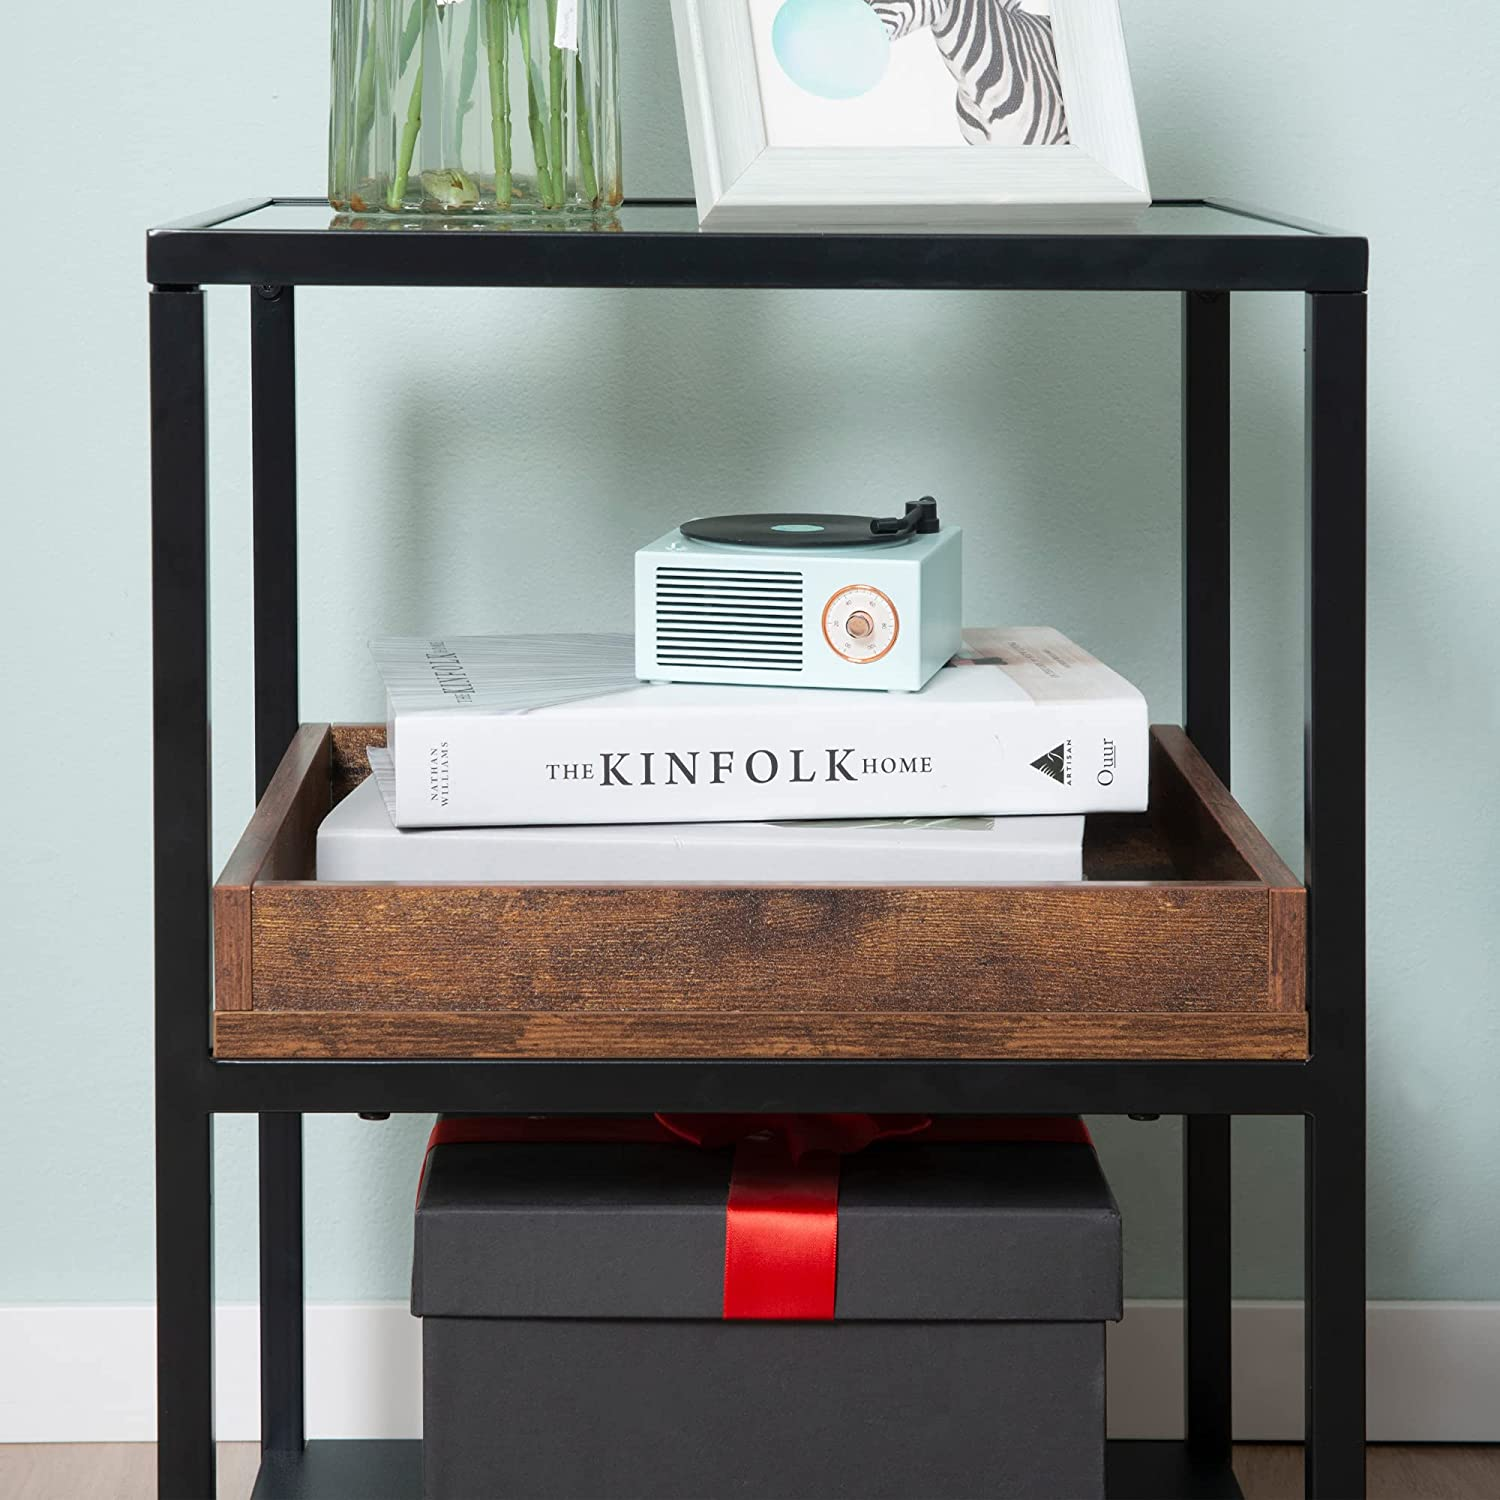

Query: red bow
421;1114;1090;1321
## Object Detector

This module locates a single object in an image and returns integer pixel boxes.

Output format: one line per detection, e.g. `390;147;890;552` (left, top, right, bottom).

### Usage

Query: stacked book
317;627;1149;886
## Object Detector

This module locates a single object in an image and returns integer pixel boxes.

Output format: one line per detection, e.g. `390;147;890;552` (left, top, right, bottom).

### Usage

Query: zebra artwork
865;0;1070;146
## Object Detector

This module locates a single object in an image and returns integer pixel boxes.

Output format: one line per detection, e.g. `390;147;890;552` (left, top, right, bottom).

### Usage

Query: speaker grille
654;567;804;672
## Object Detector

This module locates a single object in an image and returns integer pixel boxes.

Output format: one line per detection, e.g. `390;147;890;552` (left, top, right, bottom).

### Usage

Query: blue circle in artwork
772;0;891;101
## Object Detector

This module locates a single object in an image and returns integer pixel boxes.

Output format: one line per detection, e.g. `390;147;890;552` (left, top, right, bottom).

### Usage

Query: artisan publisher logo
1031;742;1072;786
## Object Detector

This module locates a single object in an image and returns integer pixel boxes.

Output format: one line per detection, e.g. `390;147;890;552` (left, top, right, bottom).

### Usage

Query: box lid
412;1127;1121;1323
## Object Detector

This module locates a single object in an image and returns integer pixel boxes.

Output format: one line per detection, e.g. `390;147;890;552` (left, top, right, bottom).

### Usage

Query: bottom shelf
1108;1441;1245;1500
251;1441;419;1499
250;1439;1244;1499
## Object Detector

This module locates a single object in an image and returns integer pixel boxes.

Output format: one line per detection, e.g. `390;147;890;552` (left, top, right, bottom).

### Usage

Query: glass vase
328;0;621;217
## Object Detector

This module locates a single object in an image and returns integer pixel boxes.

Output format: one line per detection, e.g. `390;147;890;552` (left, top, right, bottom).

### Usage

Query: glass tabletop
149;195;1361;291
204;198;1321;239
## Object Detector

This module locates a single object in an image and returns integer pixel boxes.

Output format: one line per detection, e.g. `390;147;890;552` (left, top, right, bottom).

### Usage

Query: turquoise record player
634;498;962;692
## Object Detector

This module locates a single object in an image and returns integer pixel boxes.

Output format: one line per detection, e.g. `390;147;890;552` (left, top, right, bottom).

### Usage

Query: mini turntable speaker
635;498;962;691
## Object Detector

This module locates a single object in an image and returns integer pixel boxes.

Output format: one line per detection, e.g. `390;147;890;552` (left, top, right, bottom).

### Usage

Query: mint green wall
3;1;1497;1309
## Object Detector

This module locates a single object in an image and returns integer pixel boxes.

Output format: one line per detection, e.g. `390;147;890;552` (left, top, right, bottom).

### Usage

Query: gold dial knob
822;586;899;664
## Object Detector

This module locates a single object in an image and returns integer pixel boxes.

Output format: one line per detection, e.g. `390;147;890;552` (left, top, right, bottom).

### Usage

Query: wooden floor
1;1442;1498;1498
1235;1446;1500;1500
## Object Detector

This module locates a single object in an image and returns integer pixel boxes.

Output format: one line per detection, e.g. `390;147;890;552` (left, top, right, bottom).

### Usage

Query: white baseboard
1105;1300;1500;1441
2;1300;1496;1444
0;1304;422;1444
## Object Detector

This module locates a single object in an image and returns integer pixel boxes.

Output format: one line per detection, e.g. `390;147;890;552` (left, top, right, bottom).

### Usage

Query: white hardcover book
375;627;1148;828
316;752;1085;885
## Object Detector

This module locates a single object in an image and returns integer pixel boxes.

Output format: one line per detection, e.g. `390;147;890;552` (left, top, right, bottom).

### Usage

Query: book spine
391;698;1149;828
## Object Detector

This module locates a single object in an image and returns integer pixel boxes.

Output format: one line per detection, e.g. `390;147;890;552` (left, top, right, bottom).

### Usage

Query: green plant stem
547;0;565;207
389;70;423;209
574;54;598;205
514;0;554;204
486;0;513;206
387;11;425;211
330;41;349;202
398;0;424;71
351;12;379;179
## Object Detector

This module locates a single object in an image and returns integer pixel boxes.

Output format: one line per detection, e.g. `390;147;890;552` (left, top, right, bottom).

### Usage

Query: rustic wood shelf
213;724;1307;1063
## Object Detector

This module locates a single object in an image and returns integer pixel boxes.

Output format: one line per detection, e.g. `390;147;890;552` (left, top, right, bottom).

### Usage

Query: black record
680;513;897;549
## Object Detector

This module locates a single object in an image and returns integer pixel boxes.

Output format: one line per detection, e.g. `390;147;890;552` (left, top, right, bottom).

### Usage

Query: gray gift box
412;1124;1122;1500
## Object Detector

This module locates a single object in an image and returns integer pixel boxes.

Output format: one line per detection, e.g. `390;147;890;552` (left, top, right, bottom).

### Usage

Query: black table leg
1182;289;1234;1467
1184;1115;1233;1460
252;284;300;793
259;1115;305;1454
152;284;217;1500
252;284;307;1456
1304;290;1368;1499
1183;289;1232;780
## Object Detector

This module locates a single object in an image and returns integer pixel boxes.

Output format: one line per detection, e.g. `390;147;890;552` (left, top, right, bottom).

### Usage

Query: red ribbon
420;1113;1091;1321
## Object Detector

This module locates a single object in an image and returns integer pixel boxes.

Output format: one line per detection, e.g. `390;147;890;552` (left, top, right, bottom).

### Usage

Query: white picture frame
670;0;1150;229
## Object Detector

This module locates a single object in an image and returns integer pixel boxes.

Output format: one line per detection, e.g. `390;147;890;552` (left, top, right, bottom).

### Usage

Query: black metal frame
149;199;1368;1500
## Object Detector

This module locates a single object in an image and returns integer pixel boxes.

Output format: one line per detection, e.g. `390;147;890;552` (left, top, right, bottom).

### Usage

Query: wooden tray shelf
212;724;1307;1062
